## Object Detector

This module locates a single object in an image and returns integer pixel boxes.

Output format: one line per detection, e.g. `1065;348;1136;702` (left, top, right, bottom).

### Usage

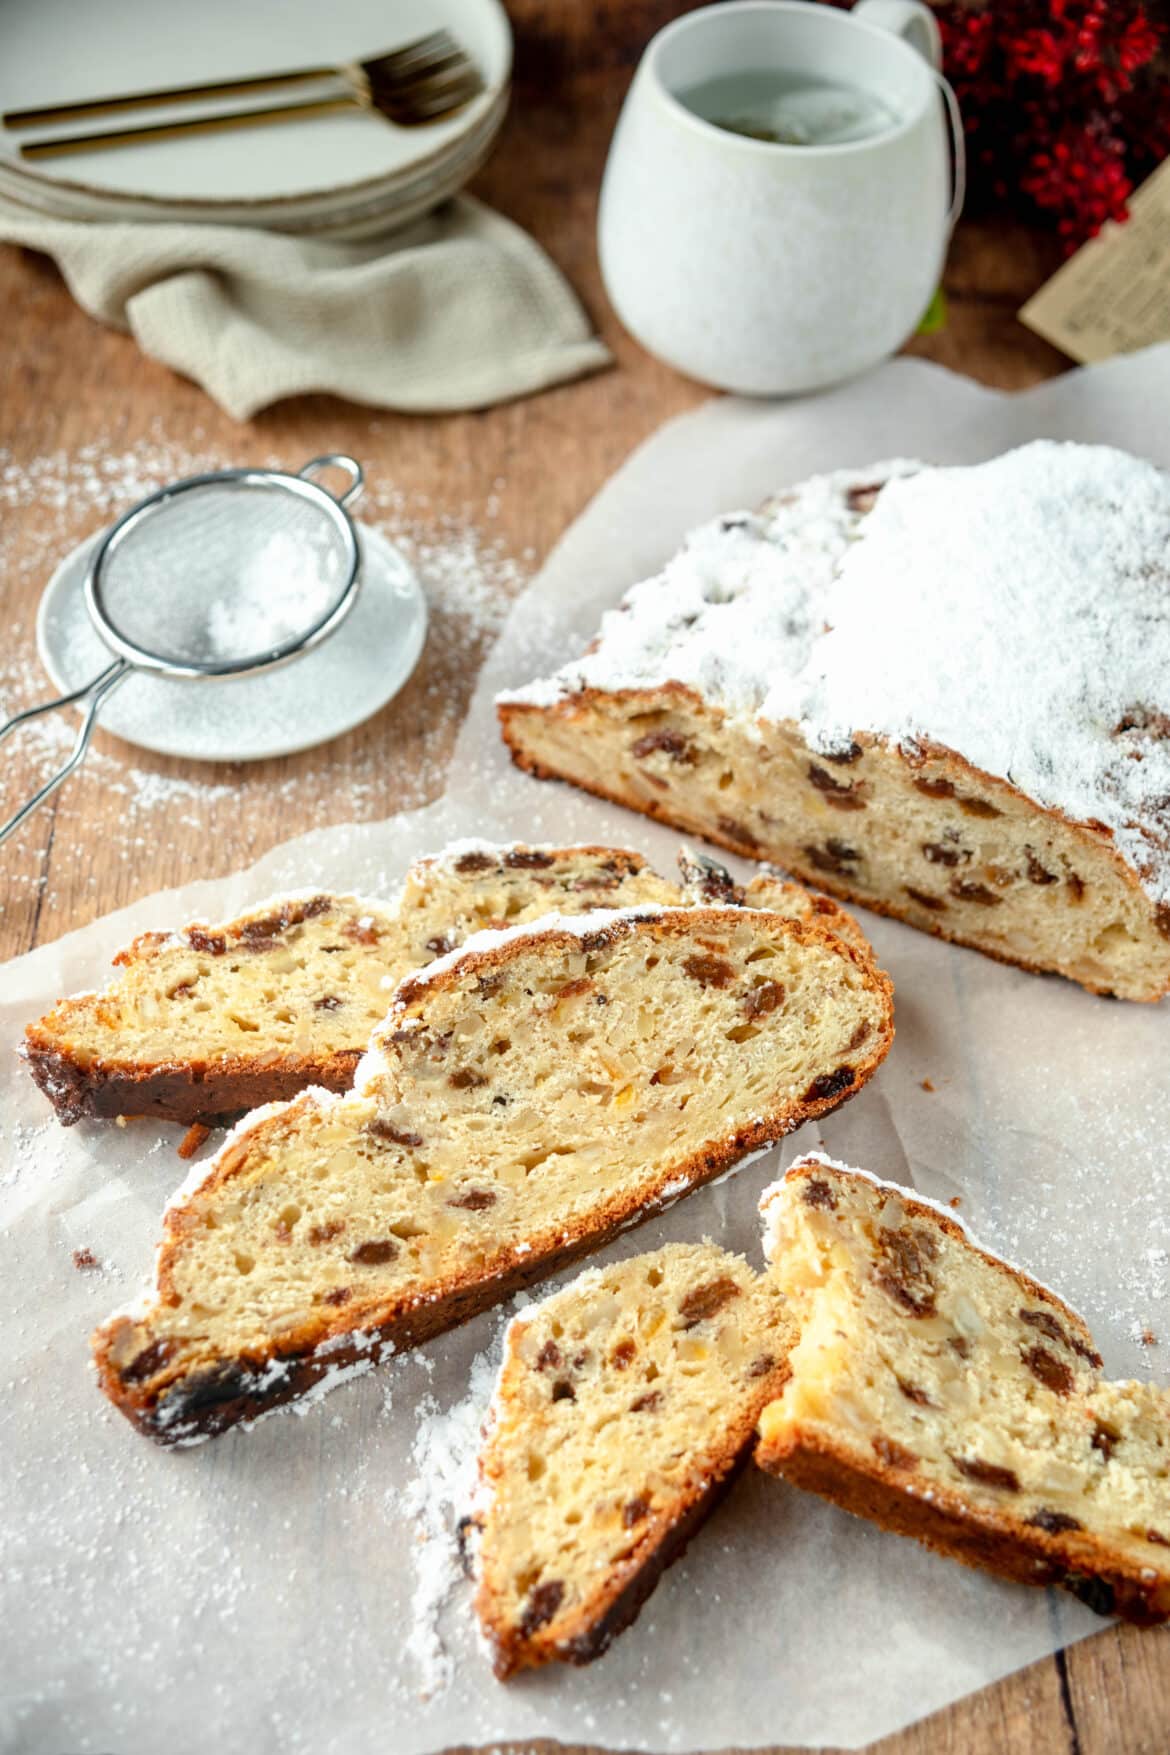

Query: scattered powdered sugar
975;1082;1170;1375
4;378;1170;1754
392;1325;507;1695
505;442;1170;904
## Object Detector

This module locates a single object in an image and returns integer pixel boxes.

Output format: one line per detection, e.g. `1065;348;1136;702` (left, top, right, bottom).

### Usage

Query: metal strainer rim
83;461;363;680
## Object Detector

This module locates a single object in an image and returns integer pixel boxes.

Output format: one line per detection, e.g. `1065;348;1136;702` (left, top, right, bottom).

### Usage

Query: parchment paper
3;350;1169;1755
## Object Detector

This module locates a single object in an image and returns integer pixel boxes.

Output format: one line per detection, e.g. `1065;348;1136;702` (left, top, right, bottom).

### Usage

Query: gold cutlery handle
19;94;364;159
3;67;342;129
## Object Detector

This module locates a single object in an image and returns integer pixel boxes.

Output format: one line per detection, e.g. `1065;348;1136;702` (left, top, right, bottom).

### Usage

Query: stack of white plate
0;0;511;238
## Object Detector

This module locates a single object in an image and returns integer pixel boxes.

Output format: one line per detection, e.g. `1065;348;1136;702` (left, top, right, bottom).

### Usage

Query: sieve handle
0;660;130;847
299;454;364;509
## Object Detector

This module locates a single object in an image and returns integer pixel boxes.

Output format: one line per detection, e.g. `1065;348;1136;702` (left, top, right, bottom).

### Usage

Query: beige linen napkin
0;193;611;419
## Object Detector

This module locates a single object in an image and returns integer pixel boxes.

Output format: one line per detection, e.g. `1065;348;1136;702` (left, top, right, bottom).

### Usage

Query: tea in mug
678;71;900;146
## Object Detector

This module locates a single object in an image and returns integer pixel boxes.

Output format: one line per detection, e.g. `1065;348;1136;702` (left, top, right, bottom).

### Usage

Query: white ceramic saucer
36;523;427;763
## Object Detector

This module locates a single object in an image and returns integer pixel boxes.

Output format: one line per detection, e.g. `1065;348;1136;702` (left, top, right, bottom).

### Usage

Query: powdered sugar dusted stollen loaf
499;442;1170;1000
755;1156;1170;1625
92;905;892;1444
471;1242;794;1676
21;845;682;1127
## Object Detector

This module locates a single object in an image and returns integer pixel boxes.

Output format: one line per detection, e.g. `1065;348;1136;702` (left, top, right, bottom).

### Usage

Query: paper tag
1020;155;1170;364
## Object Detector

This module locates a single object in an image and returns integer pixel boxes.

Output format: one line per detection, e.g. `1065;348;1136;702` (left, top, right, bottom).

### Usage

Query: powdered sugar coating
420;835;583;870
504;443;1170;904
804;444;1170;903
418;835;653;875
419;835;529;869
500;462;916;728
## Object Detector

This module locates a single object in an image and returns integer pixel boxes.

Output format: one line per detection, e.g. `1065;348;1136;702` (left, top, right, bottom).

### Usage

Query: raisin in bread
93;906;892;1444
685;850;873;959
499;443;1170;1001
23;845;866;1129
22;845;681;1127
471;1243;793;1676
754;1156;1170;1625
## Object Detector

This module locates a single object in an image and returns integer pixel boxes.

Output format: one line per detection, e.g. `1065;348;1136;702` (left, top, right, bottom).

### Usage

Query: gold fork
5;32;485;158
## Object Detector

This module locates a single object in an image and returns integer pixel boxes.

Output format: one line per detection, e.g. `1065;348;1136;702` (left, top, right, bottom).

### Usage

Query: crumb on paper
921;1078;935;1093
948;1196;962;1210
1141;1327;1158;1347
177;1122;212;1160
72;1247;99;1271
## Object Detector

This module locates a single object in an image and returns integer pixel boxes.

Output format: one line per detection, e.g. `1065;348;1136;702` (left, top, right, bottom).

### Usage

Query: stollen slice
470;1242;794;1676
22;844;680;1127
24;844;866;1128
754;1155;1170;1625
93;905;893;1444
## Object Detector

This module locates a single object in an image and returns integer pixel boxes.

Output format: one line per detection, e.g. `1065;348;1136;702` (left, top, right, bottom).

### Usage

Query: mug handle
852;0;940;67
853;0;966;235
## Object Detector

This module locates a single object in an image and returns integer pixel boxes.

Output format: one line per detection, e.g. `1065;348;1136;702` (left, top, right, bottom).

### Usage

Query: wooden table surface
1;7;1165;1751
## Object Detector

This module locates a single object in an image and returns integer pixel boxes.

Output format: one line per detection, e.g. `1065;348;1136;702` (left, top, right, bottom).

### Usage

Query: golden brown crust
21;853;673;1127
483;1436;759;1677
22;890;359;1126
96;1094;855;1445
757;1159;1167;1626
760;1433;1169;1626
93;909;894;1444
95;1108;801;1443
28;845;854;1130
95;1217;651;1444
471;1244;795;1677
498;691;1167;1002
21;1042;361;1128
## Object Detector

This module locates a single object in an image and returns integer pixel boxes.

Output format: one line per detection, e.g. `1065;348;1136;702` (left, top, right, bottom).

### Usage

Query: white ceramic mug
598;0;963;395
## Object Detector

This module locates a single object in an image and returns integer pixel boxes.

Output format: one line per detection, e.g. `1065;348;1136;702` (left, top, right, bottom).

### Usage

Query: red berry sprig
932;0;1169;250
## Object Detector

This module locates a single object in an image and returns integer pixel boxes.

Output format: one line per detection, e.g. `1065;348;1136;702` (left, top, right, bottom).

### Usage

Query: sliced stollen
470;1242;794;1676
22;843;865;1129
21;845;678;1128
754;1155;1170;1625
92;905;893;1444
499;442;1170;1000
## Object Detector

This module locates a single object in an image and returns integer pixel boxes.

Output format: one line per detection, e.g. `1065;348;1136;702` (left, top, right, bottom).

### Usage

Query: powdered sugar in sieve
37;522;426;763
1;455;426;844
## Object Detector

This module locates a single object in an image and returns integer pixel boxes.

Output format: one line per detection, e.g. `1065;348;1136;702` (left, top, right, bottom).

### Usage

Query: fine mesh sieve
0;454;364;845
